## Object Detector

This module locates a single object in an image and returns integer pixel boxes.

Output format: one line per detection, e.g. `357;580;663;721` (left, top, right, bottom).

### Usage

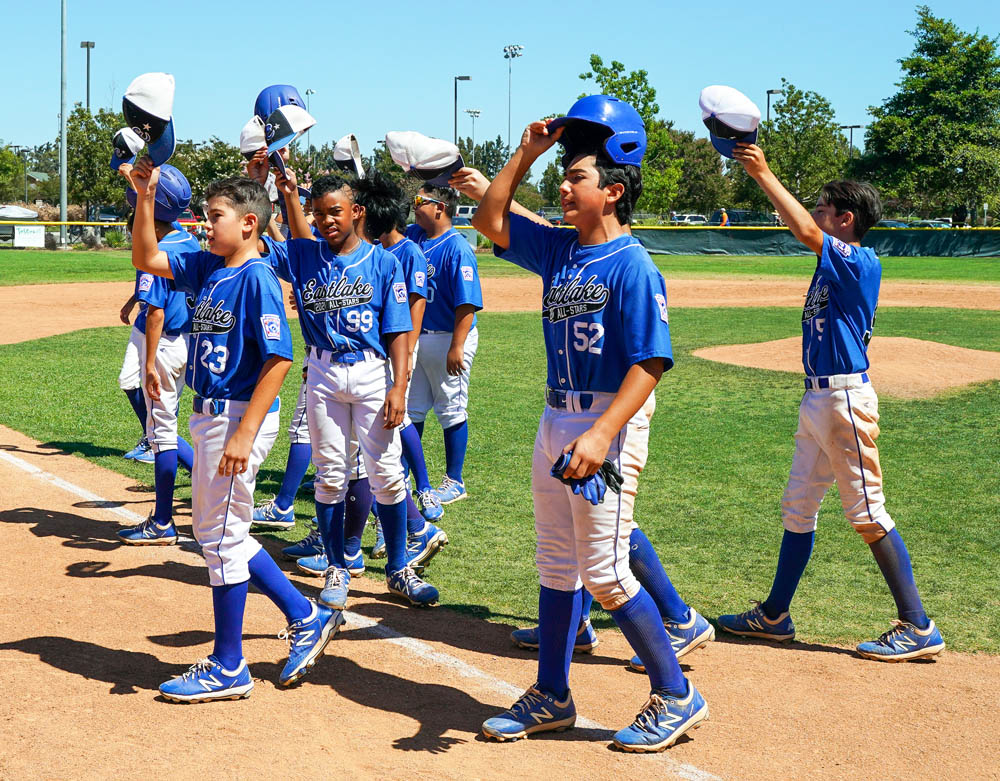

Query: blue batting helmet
126;164;192;223
254;84;306;123
547;95;647;167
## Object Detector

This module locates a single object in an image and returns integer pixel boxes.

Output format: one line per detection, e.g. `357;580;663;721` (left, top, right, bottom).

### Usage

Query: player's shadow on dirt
712;630;860;658
0;636;178;695
39;440;131;460
65;559;207;587
145;630;273;647
0;507;128;552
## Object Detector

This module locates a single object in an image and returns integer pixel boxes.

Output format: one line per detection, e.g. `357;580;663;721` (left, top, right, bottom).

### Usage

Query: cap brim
415;156;465;187
110;148;137;172
267;131;298;155
711;127;757;159
269;150;287;176
148;119;176;166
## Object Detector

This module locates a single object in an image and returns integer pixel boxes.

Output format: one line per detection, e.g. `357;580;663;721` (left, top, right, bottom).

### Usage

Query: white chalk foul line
1;447;721;781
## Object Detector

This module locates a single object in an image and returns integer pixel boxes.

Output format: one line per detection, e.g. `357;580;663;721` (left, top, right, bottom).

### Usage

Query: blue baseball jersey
801;233;881;376
385;237;428;299
405;224;482;332
496;214;672;393
135;231;200;335
261;236;412;357
167;252;293;401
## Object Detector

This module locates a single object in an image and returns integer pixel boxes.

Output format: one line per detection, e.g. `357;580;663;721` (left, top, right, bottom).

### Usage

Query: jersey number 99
345;310;374;333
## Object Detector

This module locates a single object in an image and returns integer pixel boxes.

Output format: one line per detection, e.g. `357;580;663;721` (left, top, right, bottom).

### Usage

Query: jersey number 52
573;322;604;354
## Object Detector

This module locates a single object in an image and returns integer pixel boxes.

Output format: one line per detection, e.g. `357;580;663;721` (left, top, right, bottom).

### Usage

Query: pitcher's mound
693;336;1000;398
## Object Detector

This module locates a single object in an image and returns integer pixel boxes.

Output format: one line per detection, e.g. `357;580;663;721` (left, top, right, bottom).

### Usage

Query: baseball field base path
1;425;998;780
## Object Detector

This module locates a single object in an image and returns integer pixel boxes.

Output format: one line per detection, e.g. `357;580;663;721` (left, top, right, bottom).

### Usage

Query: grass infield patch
1;306;997;652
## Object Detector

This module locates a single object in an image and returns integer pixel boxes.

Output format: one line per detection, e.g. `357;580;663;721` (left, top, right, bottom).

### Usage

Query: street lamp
80;42;95;111
453;76;470;144
839;124;863;160
503;44;524;149
765;88;782;141
305;88;315;165
465;109;481;165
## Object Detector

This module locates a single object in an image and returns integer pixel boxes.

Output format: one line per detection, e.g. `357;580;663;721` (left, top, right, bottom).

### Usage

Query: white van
455;204;477;219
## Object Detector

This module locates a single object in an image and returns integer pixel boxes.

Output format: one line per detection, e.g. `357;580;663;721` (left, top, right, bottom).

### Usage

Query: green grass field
1;259;997;652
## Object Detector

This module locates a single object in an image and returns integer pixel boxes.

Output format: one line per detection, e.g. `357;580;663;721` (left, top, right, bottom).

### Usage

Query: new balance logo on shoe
530;708;554;724
199;675;222;691
294;629;315;647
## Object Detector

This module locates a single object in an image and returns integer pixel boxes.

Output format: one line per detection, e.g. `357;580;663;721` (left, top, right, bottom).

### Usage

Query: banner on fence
13;225;45;248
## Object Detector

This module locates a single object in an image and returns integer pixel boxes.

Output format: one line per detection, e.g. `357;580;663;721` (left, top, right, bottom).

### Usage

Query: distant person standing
719;208;730;226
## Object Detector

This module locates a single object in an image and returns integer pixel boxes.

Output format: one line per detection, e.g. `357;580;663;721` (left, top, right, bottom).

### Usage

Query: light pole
305;88;315;166
453;76;470;144
839;124;862;160
80;41;94;110
465;109;480;165
765;88;782;142
503;44;524;149
59;0;67;247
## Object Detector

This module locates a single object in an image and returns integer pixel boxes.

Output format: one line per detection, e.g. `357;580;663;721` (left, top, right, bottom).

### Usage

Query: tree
539;160;562;206
0;145;24;202
170;138;244;211
635;119;682;215
65;105;128;214
458;135;510;179
857;6;1000;220
669;129;730;215
578;54;659;126
514;181;544;212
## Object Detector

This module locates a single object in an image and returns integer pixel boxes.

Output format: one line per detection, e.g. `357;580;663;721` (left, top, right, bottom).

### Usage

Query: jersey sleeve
446;240;484;311
619;259;674;373
137;273;169;310
817;233;865;289
496;213;575;276
260;235;294;282
381;256;415;335
249;270;294;361
404;244;429;299
167;249;210;295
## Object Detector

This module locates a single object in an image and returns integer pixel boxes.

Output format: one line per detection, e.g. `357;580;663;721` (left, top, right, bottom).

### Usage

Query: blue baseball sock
628;528;690;624
315;500;346;568
400;423;432;493
123;388;147;434
442;421;468;483
762;530;815;619
412;420;425;438
248;549;311;622
275;443;312;511
376;500;408;573
406;492;425;536
610;587;686;696
176;436;194;472
536;586;583;700
343;479;373;557
579;589;594;623
869;528;929;628
151;449;178;523
212;581;248;669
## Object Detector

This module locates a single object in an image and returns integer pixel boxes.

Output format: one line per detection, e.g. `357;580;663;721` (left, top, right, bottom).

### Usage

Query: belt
193;396;281;415
546;387;593;411
313;347;378;365
804;372;869;390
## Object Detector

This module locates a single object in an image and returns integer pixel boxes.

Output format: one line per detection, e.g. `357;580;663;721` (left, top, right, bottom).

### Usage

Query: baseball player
262;166;439;609
130;159;340;702
116;166;201;545
117;286;155;463
717;142;945;662
405;185;483;505
473;97;707;752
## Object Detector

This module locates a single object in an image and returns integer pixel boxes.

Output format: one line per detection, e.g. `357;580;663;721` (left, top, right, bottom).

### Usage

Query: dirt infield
2;424;998;780
2;276;998;345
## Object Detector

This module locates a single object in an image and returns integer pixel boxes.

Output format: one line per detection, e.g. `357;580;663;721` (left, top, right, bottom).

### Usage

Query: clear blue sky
3;0;998;170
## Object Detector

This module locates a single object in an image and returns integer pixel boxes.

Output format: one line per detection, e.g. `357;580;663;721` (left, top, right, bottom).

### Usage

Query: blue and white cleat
630;610;715;672
417;488;444;521
386;566;439;607
344;549;365;577
405;522;449;569
278;600;344;686
117;514;177;546
282;522;323;560
371;519;386;559
433;476;467;505
511;618;599;654
612;682;709;752
481;685;576;741
251;498;296;530
295;552;329;576
319;566;351;610
717;602;795;641
124;436;153;462
158;656;253;703
856;619;945;662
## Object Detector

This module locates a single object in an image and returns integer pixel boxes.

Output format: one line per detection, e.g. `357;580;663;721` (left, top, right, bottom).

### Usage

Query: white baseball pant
141;333;188;455
306;350;406;506
409;327;478;428
118;326;144;390
189;401;281;586
531;389;654;610
782;375;895;544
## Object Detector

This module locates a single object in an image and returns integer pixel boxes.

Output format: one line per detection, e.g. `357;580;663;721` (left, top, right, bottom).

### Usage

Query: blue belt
804;372;869;390
315;347;373;365
546;388;593;411
193;396;280;415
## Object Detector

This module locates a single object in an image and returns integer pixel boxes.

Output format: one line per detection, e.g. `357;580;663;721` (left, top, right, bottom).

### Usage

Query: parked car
453;216;473;226
548;214;566;226
93;206;123;222
908;220;951;228
671;213;707;224
177;208;200;225
875;219;909;228
708;209;773;226
455;204;477;219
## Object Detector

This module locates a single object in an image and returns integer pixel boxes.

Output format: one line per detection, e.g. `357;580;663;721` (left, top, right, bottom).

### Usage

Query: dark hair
419;184;459;219
126;211;176;236
311;174;355;204
351;174;408;239
204;177;271;237
565;149;642;225
819;180;882;239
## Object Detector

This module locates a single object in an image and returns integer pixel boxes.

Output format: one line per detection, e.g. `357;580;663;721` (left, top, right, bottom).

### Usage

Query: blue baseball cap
109;127;144;172
126;164;192;223
547;95;647;167
699;85;760;158
254;84;305;124
122;72;176;166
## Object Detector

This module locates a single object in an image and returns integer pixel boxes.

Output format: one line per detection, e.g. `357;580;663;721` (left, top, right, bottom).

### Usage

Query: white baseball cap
264;104;316;154
385;131;464;187
109;127;145;171
334;133;365;178
239;116;266;158
123;72;176;165
699;85;760;158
